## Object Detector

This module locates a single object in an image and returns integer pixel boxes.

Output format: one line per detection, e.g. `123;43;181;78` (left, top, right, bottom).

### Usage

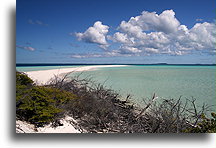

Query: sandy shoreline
25;65;128;85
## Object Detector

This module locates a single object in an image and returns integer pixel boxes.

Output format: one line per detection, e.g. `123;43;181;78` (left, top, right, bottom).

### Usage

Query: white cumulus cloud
74;10;216;58
112;10;216;56
119;10;180;34
75;21;109;47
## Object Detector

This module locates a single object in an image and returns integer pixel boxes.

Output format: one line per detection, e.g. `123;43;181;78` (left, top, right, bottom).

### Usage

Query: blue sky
16;0;216;64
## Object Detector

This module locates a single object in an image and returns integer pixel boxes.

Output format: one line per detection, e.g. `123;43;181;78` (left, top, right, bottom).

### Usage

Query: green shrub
16;71;33;86
16;72;77;126
183;112;216;133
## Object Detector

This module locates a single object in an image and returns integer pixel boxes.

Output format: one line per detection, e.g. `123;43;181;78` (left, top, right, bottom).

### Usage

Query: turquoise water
72;65;216;108
16;65;216;109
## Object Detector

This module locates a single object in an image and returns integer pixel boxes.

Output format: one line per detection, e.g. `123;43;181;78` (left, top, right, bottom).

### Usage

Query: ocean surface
16;65;216;110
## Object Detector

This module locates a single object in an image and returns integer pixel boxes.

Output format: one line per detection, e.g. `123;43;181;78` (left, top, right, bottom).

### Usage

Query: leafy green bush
16;72;77;126
183;112;216;133
16;71;33;86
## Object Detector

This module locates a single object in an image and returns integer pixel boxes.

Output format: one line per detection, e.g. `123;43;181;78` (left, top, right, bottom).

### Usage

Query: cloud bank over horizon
74;9;216;58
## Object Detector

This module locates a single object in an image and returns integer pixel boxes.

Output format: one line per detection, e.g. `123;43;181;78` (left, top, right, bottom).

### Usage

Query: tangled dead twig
44;72;214;133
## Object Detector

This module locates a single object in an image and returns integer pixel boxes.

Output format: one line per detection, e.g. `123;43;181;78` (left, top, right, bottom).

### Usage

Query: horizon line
16;63;216;66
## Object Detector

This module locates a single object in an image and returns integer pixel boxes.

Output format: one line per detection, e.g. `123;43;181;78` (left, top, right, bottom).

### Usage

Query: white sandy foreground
16;116;81;133
25;65;128;85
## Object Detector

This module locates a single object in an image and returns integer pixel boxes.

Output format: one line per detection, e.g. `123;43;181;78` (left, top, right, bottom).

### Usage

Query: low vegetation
183;112;216;133
16;72;77;126
16;71;216;133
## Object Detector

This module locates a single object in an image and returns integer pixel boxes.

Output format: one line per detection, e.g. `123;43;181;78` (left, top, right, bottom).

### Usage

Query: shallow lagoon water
17;65;216;110
72;65;216;108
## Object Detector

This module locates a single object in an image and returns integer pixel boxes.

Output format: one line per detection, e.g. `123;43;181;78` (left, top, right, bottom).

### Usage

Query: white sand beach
25;65;128;85
16;116;81;133
36;116;81;133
